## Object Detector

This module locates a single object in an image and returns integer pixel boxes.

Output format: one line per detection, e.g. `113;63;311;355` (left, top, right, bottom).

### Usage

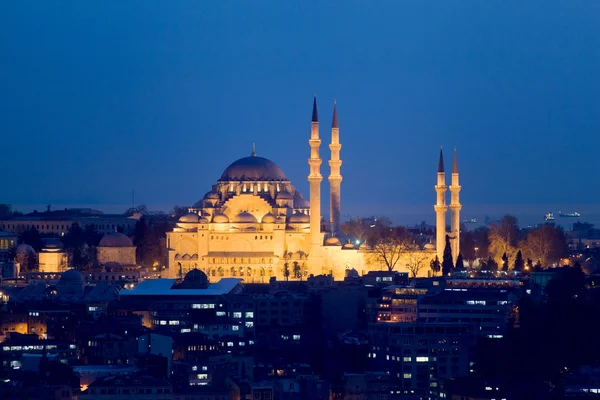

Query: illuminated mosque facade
165;97;461;281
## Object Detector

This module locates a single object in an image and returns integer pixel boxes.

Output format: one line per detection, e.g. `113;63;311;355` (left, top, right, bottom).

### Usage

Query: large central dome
220;155;288;182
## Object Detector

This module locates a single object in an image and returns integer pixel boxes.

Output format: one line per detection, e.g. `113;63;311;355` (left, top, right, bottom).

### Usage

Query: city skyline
1;1;599;211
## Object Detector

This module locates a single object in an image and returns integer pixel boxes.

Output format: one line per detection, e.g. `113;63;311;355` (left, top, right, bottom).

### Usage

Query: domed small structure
198;216;210;224
359;243;371;250
212;213;229;223
325;237;342;246
342;243;356;249
179;212;200;223
233;211;258;223
220;156;288;182
178;268;210;289
57;269;85;298
423;243;435;250
288;212;310;224
103;261;123;271
99;232;133;248
293;194;310;209
261;213;276;224
16;244;36;256
345;268;359;279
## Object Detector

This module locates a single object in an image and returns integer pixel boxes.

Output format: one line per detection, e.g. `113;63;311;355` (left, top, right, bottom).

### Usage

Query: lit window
245;322;254;328
216;311;226;316
245;312;254;318
239;342;245;346
192;304;215;309
232;325;239;331
196;374;208;379
292;334;300;340
403;357;411;362
416;357;429;362
233;312;242;318
403;373;411;379
227;342;234;347
192;366;198;371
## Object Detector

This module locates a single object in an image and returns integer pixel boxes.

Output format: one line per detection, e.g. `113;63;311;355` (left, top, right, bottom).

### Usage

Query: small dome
212;213;229;223
359;243;372;250
198;216;210;224
288;212;310;224
293;195;310;209
233;211;258;223
59;269;84;283
261;213;276;224
16;244;36;256
325;237;342;246
43;239;63;250
345;268;359;279
179;212;200;223
99;232;133;248
423;243;435;250
277;191;293;200
342;243;356;249
180;268;209;289
203;191;219;200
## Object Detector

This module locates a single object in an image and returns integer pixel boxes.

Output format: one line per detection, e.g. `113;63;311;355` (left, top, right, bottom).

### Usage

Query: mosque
165;97;462;281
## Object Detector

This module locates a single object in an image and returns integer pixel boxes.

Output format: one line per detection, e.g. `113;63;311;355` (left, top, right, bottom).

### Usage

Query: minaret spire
329;99;342;235
434;148;448;263
308;94;323;269
449;147;462;264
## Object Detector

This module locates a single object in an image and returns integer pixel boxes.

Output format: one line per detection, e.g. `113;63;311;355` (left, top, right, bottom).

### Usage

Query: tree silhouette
486;256;499;271
455;253;465;272
430;255;441;276
442;235;454;276
502;252;509;271
514;250;524;272
370;226;412;271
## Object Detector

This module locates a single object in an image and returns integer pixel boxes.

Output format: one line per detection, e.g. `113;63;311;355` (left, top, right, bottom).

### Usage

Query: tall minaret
434;148;448;261
308;95;323;265
449;148;462;263
328;100;342;235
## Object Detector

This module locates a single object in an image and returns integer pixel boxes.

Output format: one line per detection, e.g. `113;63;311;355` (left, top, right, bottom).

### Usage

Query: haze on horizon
1;1;599;215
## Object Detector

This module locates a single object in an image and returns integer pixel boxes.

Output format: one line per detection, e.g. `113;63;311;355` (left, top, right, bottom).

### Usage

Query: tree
430;255;441;276
514;250;524;272
19;227;43;252
370;226;412;271
172;205;189;220
489;215;519;263
526;258;534;271
342;216;392;244
62;223;96;267
134;217;168;268
502;252;509;271
520;225;567;268
455;253;465;272
460;231;477;263
442;235;454;276
486;256;498;271
406;251;430;278
283;263;290;281
293;261;301;279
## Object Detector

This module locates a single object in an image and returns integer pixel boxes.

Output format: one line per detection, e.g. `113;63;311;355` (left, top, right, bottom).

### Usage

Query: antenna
132;190;135;210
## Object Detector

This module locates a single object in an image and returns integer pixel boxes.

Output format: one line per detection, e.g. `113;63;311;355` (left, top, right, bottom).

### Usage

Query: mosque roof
219;155;288;182
99;232;133;248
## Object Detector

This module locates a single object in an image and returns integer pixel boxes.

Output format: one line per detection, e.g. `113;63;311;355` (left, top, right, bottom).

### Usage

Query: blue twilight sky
0;1;599;220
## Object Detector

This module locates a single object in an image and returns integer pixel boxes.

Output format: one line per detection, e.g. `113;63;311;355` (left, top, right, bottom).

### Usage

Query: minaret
434;148;448;261
308;95;323;265
449;148;462;263
328;100;342;235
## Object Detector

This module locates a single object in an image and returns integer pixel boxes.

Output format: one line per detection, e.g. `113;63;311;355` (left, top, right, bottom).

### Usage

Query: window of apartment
233;312;242;318
416;357;429;362
245;312;254;318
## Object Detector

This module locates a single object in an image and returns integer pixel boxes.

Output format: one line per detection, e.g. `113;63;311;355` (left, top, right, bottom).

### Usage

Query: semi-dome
198;216;210;224
359;243;372;250
233;211;258;223
277;191;293;200
325;237;342;246
179;212;200;223
59;269;84;283
261;213;276;224
293;193;310;208
423;243;435;250
342;243;356;249
288;212;310;224
42;239;63;250
16;244;36;256
99;232;133;248
203;191;219;200
212;213;229;223
220;156;288;182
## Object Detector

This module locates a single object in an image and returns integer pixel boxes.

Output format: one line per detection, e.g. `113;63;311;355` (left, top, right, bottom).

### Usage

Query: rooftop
119;278;243;297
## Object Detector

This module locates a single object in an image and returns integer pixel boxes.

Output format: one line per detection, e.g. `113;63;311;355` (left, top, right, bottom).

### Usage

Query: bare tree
489;215;519;263
520;225;567;267
342;216;392;244
405;250;430;278
370;226;412;271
